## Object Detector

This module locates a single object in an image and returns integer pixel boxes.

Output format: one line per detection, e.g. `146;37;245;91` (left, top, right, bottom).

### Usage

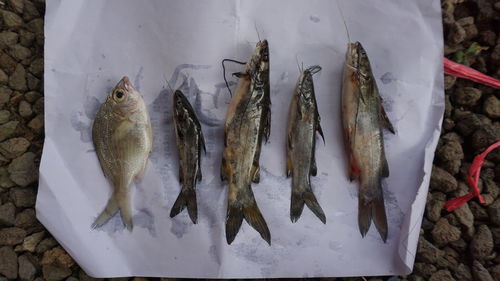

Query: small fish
341;42;395;242
92;76;153;231
170;90;206;224
221;40;271;245
286;65;326;224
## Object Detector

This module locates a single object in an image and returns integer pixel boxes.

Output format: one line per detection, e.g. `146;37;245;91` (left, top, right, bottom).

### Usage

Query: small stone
1;10;23;27
454;110;486;136
490;264;500;281
431;218;461;246
26;73;40;91
9;45;32;61
0;246;18;279
22;1;40;22
0;202;15;226
28;59;43;78
479;30;496;46
430;165;457;193
16;231;44;253
0;166;15;188
26;18;43;35
0;227;27;246
456;16;474;26
470;225;494;260
472;260;494;281
0;31;19;49
0;69;8;84
36;237;57;254
413;262;436;278
452;87;482;106
8;0;25;13
440;159;461;175
469;201;489;221
0;120;18;141
489;199;500;226
471;126;500;159
18;30;35;48
429;270;455;281
41;247;75;268
32;97;43;114
28;114;43;131
444;75;456;90
8;152;38;187
42;264;72;281
9;64;27;91
426;194;444;222
24;91;41;103
10;187;36;208
450;238;467;253
453;203;475;232
483;95;500;119
463;25;478;41
18;254;37;281
14;208;36;228
0;86;12;105
444;95;452;117
0;110;10;124
416;237;445;264
0;137;30;159
437;140;463;162
18;100;32;117
453;263;472;281
0;52;17;74
442;118;455;131
448;22;466;45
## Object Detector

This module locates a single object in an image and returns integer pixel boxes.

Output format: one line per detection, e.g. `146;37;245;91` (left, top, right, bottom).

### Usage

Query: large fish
92;76;153;231
221;40;271;245
341;42;395;242
286;65;326;224
170;90;205;224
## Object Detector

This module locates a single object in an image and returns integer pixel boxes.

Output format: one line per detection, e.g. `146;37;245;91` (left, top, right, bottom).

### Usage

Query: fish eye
113;91;125;102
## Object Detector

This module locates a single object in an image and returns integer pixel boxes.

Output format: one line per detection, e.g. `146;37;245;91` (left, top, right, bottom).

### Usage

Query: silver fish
341;42;395;242
92;76;153;231
221;40;271;245
286;65;326;224
170;90;205;224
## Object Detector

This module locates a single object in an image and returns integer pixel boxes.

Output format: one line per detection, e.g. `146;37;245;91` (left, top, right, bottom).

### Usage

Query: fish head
297;65;321;102
248;40;269;77
173;89;194;123
347;42;373;82
105;76;143;113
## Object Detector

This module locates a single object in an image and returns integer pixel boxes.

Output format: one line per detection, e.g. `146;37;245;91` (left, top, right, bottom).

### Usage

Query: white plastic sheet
38;0;444;278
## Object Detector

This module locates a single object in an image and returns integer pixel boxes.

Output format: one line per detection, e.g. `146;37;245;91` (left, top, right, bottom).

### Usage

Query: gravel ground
0;0;498;280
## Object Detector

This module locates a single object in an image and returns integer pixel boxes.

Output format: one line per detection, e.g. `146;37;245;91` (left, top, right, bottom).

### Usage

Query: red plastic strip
444;58;500;89
445;141;500;211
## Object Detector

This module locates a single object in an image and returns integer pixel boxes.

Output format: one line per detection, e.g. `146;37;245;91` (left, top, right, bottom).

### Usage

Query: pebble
0;109;10;124
470;225;494;260
490;264;500;281
453;110;486;136
1;10;23;27
413;262;437;278
36;237;58;254
437;139;464;162
448;22;466;45
430;165;457;193
22;1;40;22
479;30;497;46
0;86;12;105
41;247;75;268
16;231;44;253
0;246;18;279
453;263;472;281
472;260;494;281
0;202;15;226
452;87;482;106
24;91;41;103
42;264;72;281
471;126;500;158
28;113;43;131
429;270;456;281
0;51;17;74
18;254;37;281
26;18;43;35
0;69;8;84
469;201;489;221
431;217;461;246
483;95;500;118
14;208;36;228
18;30;35;48
8;152;37;187
0;227;27;246
416;237;446;265
9;44;32;61
489;199;500;225
9;63;27;91
8;0;25;14
444;75;456;90
0;137;30;158
28;58;43;78
0;166;15;188
19;100;33;117
0;120;18;141
10;187;36;208
453;203;475;235
0;31;19;49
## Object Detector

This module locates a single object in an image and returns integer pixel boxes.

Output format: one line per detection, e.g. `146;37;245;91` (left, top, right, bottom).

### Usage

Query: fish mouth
257;40;269;62
346;42;360;69
118;76;134;92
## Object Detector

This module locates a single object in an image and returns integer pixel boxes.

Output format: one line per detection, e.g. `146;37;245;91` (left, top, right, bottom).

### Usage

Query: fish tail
92;196;119;229
226;185;271;245
170;187;198;224
358;179;388;242
290;180;326;224
116;191;133;231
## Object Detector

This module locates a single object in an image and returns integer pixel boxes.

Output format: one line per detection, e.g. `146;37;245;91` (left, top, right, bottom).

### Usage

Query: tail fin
92;191;133;231
358;181;388;242
290;181;326;224
226;185;271;245
170;188;198;224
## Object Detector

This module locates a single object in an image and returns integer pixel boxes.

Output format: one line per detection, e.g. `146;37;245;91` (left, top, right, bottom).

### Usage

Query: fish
341;42;395;242
170;89;206;224
91;76;153;231
286;65;326;224
221;40;271;245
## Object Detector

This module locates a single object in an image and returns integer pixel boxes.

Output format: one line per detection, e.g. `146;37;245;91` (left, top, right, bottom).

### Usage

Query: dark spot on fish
381;72;395;84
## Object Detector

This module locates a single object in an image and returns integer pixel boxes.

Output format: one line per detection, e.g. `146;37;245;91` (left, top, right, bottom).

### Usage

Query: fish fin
116;191;133;231
179;166;184;184
226;201;244;245
200;132;207;154
381;156;390;178
197;167;202;182
286;157;292;178
310;155;317;177
290;183;326;224
317;123;325;145
92;196;119;229
220;157;227;182
251;164;260;183
243;202;271;245
349;156;360;182
232;72;250;79
170;188;198;224
358;180;388;242
380;104;395;134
